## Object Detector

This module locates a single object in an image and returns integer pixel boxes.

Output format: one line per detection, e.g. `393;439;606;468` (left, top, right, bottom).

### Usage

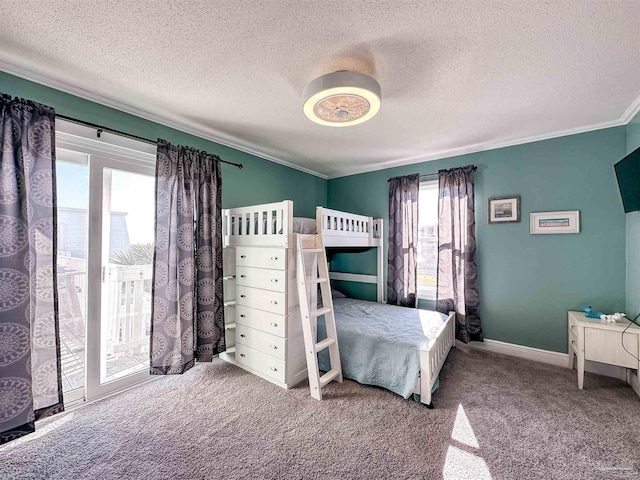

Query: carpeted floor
1;347;639;480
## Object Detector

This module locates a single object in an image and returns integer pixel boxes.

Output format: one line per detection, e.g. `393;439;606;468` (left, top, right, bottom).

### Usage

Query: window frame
417;180;438;301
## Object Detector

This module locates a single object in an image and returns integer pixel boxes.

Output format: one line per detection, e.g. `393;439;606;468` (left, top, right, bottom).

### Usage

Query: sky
57;161;155;245
419;182;438;226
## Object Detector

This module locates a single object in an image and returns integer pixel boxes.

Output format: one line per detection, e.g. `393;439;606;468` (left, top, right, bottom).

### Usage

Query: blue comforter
317;298;449;399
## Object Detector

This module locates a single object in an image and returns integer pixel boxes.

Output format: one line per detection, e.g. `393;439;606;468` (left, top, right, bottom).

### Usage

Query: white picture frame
530;210;580;234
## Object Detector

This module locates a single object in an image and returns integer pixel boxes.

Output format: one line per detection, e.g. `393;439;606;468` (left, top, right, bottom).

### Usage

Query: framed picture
488;195;520;224
530;210;580;234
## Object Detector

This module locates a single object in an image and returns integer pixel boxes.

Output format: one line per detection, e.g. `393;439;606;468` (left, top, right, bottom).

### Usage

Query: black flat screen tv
615;146;640;213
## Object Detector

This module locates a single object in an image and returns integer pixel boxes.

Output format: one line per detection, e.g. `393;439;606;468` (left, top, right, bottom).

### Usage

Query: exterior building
58;207;131;259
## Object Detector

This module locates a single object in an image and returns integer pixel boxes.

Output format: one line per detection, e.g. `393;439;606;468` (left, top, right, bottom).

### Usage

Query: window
417;180;438;300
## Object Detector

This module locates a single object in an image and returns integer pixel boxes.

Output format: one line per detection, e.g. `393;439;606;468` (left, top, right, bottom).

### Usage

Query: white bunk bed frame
222;200;455;406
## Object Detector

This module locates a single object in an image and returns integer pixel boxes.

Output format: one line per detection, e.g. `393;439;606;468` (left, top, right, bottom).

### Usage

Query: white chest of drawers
567;311;640;389
220;246;307;389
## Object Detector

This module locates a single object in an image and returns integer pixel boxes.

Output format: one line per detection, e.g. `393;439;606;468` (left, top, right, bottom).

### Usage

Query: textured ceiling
1;0;639;178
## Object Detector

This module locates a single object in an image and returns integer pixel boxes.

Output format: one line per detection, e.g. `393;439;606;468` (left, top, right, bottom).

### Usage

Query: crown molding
620;93;640;124
326;117;628;179
0;61;328;179
2;60;637;182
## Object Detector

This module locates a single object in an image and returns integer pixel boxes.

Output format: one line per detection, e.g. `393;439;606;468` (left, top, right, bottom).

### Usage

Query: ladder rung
310;307;331;318
303;248;323;254
314;337;335;353
319;369;340;388
307;277;328;284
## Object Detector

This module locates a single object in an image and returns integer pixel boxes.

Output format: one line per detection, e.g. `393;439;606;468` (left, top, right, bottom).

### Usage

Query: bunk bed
219;200;455;406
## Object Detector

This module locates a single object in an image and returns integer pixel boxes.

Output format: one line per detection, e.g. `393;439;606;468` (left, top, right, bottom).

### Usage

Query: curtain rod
386;172;437;182
56;114;244;169
387;166;477;182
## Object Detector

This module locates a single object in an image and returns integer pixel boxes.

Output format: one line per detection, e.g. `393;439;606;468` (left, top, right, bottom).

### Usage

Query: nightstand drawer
569;339;578;354
584;329;638;369
569;326;578;353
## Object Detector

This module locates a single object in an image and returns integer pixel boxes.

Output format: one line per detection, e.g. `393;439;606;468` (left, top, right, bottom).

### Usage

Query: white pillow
331;288;347;298
293;217;316;234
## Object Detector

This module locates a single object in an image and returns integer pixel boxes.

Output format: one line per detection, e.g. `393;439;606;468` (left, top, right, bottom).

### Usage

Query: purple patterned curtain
436;165;483;343
150;140;225;375
0;94;63;445
387;173;420;307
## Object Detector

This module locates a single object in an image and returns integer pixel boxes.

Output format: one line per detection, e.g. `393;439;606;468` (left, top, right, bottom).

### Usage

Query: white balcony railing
58;257;152;360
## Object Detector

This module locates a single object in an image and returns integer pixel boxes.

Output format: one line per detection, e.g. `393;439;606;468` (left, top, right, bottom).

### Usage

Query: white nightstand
568;311;640;389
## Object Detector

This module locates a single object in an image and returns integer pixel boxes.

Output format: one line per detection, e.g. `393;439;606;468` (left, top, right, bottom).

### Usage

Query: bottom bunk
317;297;455;406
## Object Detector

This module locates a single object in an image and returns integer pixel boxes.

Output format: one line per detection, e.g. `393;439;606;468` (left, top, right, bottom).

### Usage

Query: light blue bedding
317;298;449;399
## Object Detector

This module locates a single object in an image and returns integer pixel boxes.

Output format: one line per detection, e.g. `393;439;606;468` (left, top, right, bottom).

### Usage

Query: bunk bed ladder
295;234;343;400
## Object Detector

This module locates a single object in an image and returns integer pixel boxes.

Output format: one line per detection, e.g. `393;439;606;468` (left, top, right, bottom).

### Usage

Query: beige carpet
1;347;639;480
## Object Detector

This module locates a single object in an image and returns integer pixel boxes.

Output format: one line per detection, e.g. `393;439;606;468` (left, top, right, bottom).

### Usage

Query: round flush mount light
302;71;381;127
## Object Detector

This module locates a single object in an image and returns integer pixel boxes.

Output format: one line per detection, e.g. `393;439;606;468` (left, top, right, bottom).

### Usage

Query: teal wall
328;128;628;353
626;110;640;317
0;71;327;217
2;70;634;354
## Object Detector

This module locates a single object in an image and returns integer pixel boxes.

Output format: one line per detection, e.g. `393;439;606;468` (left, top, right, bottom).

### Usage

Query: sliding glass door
56;149;90;404
56;122;157;402
87;158;155;398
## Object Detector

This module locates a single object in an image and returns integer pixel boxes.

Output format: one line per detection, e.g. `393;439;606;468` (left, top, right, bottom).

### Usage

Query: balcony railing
57;257;152;391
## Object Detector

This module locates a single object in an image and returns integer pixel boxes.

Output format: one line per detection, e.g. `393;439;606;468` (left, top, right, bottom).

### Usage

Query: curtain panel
150;140;224;375
0;94;63;445
387;173;420;307
436;165;483;343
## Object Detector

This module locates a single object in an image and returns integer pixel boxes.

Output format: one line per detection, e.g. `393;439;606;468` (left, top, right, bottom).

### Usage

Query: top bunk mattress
318;298;448;399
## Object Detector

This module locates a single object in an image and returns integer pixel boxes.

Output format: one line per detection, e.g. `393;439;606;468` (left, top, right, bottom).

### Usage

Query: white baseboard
463;338;627;381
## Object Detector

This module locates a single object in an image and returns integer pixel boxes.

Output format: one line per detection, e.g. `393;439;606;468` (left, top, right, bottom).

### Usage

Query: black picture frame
488;195;521;224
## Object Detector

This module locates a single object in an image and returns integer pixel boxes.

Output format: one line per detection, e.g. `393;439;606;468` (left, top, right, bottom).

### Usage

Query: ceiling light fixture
302;71;381;127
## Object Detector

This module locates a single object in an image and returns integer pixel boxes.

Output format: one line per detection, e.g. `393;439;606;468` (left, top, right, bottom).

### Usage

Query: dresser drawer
236;247;286;270
236;305;286;337
236;343;286;383
236;286;286;315
236;324;286;361
236;266;286;293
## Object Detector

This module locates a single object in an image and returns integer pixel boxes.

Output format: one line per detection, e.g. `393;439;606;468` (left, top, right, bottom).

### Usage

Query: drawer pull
240;274;246;278
240;295;246;298
571;340;575;345
270;367;277;371
270;256;278;260
270;300;278;305
240;314;246;318
571;325;575;330
270;279;278;283
240;255;246;258
270;322;278;327
271;345;277;350
240;334;246;338
240;353;245;357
